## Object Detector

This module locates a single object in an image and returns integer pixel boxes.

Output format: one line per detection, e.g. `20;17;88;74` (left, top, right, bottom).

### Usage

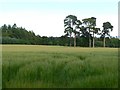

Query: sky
0;0;119;37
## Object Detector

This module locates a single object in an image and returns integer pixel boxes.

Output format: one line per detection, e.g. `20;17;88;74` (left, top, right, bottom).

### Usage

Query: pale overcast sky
0;0;118;37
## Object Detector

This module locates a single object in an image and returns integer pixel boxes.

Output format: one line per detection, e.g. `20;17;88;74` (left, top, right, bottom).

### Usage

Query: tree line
64;15;115;47
0;17;119;48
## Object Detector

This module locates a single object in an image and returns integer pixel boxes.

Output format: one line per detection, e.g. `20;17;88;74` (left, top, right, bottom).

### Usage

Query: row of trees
64;15;113;47
0;23;119;48
1;24;40;44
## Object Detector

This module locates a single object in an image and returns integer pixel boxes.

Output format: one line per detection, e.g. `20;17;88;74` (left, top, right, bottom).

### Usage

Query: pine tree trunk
89;29;91;47
103;37;105;47
89;28;91;47
89;37;91;47
93;32;94;48
74;33;76;47
70;35;72;47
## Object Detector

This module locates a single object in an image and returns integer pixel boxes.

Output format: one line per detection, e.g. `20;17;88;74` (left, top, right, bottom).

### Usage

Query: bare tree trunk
89;29;91;47
74;33;76;47
89;37;91;47
70;35;72;47
103;37;105;47
93;32;94;48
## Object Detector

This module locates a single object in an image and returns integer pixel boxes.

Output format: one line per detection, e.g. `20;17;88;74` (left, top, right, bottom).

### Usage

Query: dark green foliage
1;24;39;45
64;15;82;47
0;24;119;48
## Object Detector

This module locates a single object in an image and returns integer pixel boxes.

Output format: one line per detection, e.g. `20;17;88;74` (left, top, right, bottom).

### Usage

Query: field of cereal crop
2;45;118;88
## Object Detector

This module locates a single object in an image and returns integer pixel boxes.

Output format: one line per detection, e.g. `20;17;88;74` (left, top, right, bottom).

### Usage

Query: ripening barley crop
2;45;118;88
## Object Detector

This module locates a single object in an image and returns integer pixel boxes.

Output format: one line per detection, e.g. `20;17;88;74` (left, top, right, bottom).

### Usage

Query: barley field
2;45;118;88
